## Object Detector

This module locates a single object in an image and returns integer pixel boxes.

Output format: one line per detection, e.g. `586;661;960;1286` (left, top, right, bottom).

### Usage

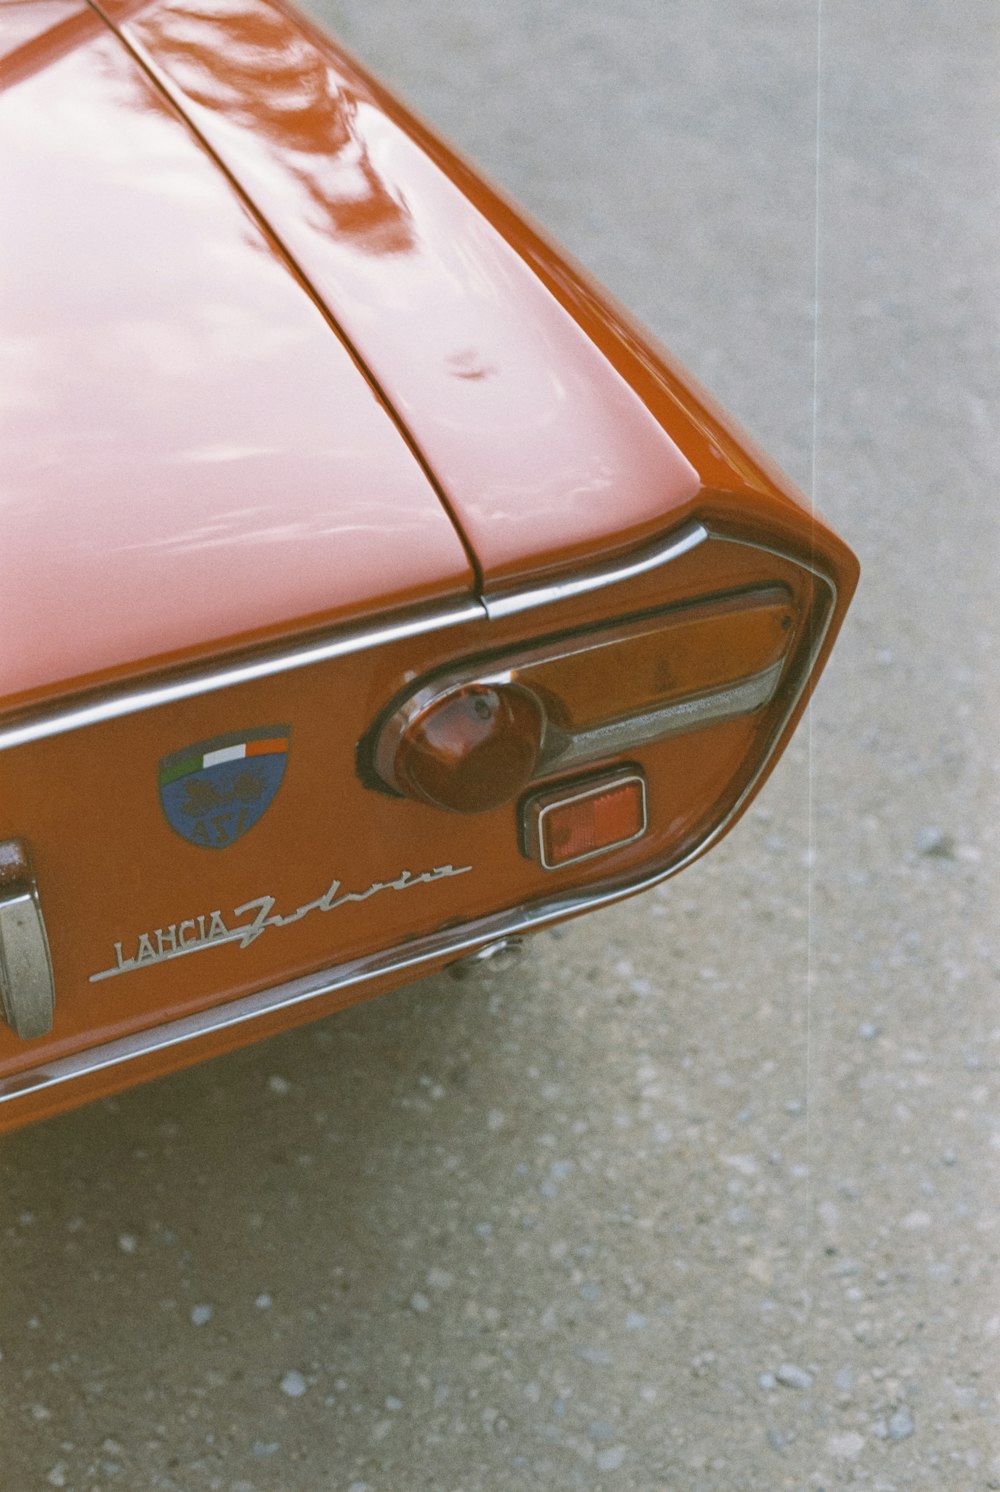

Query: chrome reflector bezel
523;768;649;870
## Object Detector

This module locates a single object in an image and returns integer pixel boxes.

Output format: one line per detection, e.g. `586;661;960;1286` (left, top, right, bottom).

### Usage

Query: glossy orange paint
0;7;473;711
0;0;858;1132
98;0;708;591
0;532;829;1129
96;0;844;596
0;0;90;71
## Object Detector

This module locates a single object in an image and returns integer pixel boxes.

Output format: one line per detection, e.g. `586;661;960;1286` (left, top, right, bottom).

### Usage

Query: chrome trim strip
0;522;708;753
481;522;708;619
0;529;838;1111
0;600;485;753
545;659;783;769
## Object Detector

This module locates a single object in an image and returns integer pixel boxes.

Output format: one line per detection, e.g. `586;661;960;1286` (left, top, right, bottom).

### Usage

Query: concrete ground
3;1;998;1488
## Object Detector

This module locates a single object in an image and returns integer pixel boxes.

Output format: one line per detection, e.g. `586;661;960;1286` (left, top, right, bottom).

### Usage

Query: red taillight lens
391;684;543;812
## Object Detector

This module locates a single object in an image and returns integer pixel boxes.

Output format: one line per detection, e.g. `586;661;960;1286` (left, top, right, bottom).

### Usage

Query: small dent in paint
446;347;499;382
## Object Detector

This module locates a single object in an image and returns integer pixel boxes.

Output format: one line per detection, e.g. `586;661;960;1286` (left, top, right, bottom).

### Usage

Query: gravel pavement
2;1;999;1488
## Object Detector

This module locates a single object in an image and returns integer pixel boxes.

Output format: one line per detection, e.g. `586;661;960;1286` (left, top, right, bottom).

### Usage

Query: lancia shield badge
159;726;290;849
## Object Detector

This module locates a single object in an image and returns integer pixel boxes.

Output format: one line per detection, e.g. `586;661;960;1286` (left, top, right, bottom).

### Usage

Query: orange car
0;0;857;1132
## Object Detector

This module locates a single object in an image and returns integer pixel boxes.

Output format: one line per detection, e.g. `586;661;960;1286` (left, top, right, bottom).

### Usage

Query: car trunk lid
91;0;705;597
0;0;475;714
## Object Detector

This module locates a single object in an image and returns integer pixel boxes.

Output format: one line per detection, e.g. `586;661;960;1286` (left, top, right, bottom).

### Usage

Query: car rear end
0;0;857;1130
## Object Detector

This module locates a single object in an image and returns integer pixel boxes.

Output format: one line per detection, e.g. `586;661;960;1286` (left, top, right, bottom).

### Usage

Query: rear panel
0;516;848;1130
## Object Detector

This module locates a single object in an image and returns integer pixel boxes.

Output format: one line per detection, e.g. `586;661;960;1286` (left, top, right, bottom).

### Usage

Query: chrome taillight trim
374;657;784;796
0;528;837;1114
372;581;794;794
541;659;784;770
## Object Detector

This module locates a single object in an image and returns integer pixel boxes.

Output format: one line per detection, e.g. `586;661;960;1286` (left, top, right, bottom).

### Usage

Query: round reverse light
393;684;543;812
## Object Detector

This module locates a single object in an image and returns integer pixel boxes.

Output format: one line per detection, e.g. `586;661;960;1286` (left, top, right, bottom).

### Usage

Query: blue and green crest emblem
159;726;290;849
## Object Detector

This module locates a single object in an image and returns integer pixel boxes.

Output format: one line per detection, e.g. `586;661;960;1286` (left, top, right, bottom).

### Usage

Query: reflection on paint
129;0;415;255
121;0;700;578
0;14;471;703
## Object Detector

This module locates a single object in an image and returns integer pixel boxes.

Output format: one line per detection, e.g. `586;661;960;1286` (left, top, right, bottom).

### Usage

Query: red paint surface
0;0;858;1132
107;0;703;590
0;14;472;709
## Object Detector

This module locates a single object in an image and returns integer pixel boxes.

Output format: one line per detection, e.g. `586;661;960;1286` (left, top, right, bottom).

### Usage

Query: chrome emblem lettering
89;863;472;983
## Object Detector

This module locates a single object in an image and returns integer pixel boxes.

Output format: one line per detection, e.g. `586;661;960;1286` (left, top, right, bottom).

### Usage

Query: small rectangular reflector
525;770;647;870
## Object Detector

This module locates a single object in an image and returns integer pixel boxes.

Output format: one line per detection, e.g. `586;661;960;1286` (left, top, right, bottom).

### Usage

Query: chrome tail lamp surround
0;840;55;1040
369;585;797;811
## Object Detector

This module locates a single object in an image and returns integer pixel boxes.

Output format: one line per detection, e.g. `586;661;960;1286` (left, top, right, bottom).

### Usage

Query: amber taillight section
516;592;793;731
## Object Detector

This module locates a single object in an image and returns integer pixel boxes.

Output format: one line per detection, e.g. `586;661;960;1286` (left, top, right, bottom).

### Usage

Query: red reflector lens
525;771;647;869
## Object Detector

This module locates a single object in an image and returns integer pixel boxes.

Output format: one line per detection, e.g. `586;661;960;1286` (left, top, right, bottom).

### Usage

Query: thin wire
805;0;825;1333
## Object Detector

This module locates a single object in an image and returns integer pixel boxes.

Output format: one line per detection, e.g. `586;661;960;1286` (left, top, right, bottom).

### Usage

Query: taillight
523;769;648;869
389;683;543;812
511;588;794;772
370;584;797;815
